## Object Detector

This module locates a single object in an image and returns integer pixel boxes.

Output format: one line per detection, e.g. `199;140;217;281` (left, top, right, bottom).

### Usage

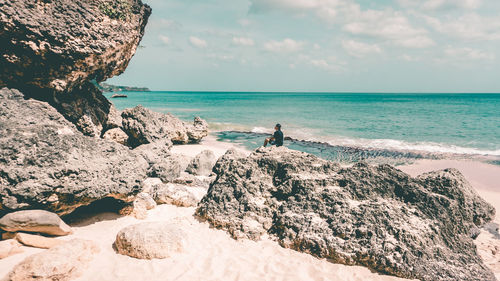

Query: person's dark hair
275;123;281;129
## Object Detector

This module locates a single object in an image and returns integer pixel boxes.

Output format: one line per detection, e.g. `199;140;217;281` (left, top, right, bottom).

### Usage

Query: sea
104;92;500;166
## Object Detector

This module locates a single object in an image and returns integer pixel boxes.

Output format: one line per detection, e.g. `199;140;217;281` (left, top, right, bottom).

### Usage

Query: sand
1;139;499;281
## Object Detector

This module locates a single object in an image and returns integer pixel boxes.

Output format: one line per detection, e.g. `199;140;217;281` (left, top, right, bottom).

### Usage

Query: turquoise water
104;92;500;158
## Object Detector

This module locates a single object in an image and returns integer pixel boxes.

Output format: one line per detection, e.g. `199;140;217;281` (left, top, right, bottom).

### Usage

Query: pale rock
5;239;99;281
115;222;187;259
15;233;63;249
0;240;23;259
0;210;72;236
103;128;129;145
186;150;217;176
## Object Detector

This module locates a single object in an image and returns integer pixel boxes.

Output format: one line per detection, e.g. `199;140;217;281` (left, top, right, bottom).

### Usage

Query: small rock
15;233;63;249
115;222;187;259
0;240;23;259
6;239;99;281
134;140;173;165
0;210;72;236
152;183;205;207
130;193;157;220
103;128;129;145
186;150;217;176
147;157;182;182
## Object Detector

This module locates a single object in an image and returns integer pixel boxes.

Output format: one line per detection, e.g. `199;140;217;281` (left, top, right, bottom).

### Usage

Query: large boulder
114;222;187;259
5;239;99;281
0;0;151;136
0;210;72;236
121;105;208;147
197;147;496;281
0;89;148;215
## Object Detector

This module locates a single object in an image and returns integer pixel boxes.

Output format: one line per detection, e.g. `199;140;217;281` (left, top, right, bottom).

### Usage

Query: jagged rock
15;233;63;249
186;150;217;176
115;222;187;259
0;240;23;259
0;210;72;236
197;147;496;281
121;105;208;147
0;89;148;215
103;128;129;145
0;0;151;135
5;239;99;281
1;232;16;240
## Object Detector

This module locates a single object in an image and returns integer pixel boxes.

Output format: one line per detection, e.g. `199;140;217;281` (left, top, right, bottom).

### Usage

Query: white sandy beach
1;138;499;281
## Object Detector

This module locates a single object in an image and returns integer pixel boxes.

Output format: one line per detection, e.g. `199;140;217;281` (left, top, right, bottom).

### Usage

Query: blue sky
108;0;500;92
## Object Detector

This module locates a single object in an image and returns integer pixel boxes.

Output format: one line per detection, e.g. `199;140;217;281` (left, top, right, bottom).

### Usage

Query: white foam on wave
210;122;500;157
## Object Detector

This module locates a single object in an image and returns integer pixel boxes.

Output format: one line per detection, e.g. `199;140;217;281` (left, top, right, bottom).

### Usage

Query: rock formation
0;89;148;215
5;239;99;281
0;0;151;136
115;222;187;259
122;105;208;147
197;147;496;281
0;210;72;236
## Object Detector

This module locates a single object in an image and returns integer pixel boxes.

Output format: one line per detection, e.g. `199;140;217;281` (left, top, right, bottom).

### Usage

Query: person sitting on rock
264;123;284;147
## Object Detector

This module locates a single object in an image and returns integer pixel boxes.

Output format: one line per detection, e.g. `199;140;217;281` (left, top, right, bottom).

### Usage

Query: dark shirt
273;130;284;147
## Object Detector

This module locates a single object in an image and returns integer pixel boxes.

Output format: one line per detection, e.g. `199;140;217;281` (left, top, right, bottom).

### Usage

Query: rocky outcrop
0;0;151;136
0;210;72;236
115;222;187;259
5;239;99;281
122;105;208;147
197;147;496;281
0;89;148;215
186;150;217;176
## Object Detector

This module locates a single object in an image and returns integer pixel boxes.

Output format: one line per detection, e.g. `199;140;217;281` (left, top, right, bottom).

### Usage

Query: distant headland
98;82;150;92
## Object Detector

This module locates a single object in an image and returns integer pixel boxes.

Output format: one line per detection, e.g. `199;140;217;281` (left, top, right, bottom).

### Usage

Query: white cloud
424;14;500;41
400;54;419;62
238;19;252;27
342;40;382;58
158;35;170;45
232;37;255;46
250;0;434;48
343;9;434;48
444;47;495;60
264;38;304;53
189;36;207;48
398;0;481;10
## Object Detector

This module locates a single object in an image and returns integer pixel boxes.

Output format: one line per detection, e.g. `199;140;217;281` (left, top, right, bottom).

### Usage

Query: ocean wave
213;124;500;157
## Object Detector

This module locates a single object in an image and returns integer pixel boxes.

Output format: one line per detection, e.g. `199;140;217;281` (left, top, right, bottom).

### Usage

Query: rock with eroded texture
0;89;148;215
0;0;151;136
186;150;217;176
121;105;208;147
115;222;186;259
197;147;496;281
0;210;71;236
6;239;99;281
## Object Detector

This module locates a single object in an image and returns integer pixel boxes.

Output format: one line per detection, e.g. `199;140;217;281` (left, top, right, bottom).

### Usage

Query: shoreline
2;137;499;280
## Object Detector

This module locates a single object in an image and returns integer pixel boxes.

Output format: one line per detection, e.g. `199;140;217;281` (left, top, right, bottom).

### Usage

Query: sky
108;0;500;92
